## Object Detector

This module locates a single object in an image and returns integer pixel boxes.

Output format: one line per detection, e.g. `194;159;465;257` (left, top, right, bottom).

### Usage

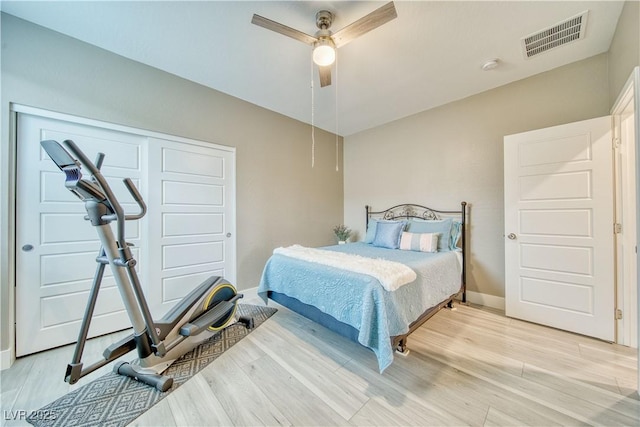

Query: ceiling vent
521;10;589;59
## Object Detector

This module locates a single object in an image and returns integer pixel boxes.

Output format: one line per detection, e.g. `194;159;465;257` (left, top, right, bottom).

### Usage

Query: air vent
522;10;589;58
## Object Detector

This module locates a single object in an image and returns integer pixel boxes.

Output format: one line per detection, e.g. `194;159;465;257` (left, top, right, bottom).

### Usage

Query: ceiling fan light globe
313;45;336;66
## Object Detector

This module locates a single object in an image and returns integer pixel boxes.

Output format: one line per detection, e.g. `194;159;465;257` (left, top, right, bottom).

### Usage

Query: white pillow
399;232;439;253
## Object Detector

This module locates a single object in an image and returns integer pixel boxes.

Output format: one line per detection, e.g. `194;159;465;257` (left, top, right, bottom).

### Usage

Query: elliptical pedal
179;298;237;337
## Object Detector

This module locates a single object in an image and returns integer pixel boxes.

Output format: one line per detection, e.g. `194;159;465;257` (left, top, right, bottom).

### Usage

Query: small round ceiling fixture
482;59;499;71
313;37;336;66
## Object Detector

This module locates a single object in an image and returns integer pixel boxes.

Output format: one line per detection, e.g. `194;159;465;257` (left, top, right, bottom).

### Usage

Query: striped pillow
399;232;439;253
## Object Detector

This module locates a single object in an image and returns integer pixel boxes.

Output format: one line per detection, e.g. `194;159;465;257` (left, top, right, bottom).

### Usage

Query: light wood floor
1;301;638;426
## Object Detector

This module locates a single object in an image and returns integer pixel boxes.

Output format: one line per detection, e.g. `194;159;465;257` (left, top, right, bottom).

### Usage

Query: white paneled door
145;137;236;318
504;116;614;341
15;110;236;356
16;114;147;356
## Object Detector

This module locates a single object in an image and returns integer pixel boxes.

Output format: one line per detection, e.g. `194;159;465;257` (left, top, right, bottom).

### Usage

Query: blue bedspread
258;242;462;372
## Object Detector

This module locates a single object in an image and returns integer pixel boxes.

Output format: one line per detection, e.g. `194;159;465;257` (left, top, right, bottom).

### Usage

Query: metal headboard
365;202;467;303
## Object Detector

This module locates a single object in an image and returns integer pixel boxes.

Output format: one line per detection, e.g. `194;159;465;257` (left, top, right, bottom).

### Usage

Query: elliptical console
41;139;249;391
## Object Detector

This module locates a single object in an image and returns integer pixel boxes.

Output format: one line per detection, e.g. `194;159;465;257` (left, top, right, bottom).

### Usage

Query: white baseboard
0;347;14;371
465;290;505;311
239;286;262;305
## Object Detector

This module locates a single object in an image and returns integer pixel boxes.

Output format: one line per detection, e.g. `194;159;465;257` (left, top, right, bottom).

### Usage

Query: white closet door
15;109;236;357
16;114;147;356
146;138;236;318
504;116;614;341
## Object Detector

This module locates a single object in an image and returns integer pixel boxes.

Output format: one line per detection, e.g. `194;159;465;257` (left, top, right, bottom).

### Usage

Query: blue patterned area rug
27;304;277;427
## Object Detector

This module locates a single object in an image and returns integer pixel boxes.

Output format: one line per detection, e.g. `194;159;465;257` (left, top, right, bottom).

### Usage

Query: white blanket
273;245;417;291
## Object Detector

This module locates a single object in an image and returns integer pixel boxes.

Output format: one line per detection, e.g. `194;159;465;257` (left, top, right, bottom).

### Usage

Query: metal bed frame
268;201;468;358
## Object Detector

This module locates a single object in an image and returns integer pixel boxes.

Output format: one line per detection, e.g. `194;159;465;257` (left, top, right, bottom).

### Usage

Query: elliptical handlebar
123;178;147;221
61;139;146;245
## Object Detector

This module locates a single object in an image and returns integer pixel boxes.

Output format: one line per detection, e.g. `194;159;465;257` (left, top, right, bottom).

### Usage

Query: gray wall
344;54;610;300
608;0;640;107
0;14;343;354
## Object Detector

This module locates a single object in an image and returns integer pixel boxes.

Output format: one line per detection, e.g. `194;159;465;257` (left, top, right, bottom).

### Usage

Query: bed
258;202;467;372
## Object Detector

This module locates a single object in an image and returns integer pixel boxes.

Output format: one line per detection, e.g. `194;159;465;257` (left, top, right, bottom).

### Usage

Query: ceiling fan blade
319;65;332;87
251;14;317;46
332;2;397;48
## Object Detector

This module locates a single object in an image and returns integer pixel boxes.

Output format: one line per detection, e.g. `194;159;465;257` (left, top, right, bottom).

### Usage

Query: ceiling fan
251;2;397;88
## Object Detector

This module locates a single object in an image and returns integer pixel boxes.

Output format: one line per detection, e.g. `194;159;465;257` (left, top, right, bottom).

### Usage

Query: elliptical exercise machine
41;139;250;392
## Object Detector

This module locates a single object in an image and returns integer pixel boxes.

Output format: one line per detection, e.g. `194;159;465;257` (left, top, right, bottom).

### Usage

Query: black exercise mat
27;304;277;427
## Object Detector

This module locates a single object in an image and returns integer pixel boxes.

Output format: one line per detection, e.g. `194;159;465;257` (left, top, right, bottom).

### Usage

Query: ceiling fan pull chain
311;56;315;168
335;55;339;172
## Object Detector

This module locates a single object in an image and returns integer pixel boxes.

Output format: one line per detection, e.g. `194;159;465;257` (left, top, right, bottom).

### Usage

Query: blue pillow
407;218;453;251
365;219;403;243
371;221;406;249
364;219;379;243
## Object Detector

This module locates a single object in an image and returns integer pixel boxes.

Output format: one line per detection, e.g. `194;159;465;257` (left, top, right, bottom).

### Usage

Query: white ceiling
0;1;625;136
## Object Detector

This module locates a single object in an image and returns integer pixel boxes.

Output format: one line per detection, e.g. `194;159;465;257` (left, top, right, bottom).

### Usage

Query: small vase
338;240;346;245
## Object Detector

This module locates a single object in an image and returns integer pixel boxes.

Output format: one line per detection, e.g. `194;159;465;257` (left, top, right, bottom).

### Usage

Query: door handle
22;244;34;252
507;233;517;240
